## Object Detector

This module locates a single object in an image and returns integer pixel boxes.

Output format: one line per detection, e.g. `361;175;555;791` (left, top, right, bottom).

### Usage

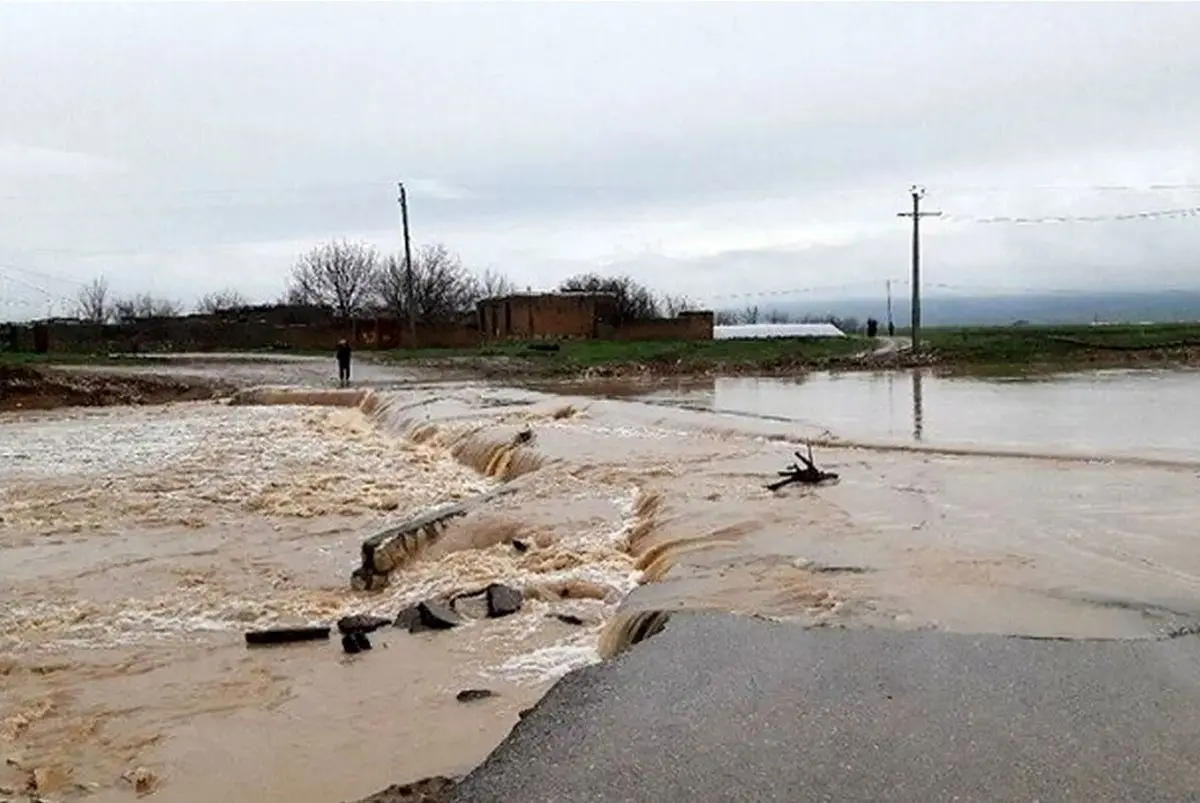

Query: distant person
888;321;895;337
336;338;352;387
866;318;878;338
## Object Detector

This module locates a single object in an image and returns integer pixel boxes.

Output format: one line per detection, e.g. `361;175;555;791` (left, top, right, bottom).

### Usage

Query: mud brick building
475;292;713;343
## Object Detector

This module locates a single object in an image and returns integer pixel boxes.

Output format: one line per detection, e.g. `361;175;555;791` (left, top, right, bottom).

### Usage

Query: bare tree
559;273;661;322
714;310;740;325
112;293;183;321
764;308;793;324
740;305;761;325
74;276;111;323
286;240;380;318
477;268;516;300
659;293;695;317
196;287;250;314
376;243;481;323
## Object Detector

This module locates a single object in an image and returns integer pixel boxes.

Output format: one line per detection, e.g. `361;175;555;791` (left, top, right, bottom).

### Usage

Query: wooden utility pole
896;186;941;351
397;182;416;347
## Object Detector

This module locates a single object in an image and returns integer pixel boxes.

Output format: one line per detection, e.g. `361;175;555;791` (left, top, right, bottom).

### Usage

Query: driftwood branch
766;444;838;491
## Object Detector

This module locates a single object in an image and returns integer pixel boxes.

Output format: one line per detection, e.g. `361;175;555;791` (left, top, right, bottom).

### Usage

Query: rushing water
5;364;1200;802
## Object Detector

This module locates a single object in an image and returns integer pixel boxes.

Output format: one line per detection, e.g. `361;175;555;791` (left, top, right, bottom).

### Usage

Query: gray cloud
2;2;1200;317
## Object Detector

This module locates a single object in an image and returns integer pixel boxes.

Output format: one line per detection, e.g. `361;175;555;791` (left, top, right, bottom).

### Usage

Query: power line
944;206;1200;225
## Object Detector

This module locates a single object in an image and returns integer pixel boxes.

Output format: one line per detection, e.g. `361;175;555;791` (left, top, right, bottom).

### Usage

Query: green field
378;335;870;375
6;322;1200;378
920;322;1200;371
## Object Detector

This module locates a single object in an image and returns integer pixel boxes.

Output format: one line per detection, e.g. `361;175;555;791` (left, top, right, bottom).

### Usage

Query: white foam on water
491;642;602;685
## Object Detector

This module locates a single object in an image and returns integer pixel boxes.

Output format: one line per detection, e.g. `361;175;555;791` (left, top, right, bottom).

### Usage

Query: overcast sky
3;1;1200;319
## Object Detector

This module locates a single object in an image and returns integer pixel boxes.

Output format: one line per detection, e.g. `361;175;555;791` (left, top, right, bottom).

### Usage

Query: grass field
921;322;1200;371
5;322;1200;378
378;335;870;374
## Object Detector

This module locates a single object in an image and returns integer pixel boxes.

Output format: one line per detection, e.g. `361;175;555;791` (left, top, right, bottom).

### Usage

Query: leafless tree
764;308;793;324
714;310;740;325
559;273;661;322
112;293;183;321
659;293;696;317
195;287;251;314
375;243;482;323
477;268;516;300
740;305;761;325
74;276;111;323
286;239;380;318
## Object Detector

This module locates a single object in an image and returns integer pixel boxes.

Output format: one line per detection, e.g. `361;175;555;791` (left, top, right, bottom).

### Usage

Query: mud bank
449;613;1200;803
0;364;231;412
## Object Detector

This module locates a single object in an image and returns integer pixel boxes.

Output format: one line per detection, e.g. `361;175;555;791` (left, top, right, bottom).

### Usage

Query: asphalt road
450;614;1200;802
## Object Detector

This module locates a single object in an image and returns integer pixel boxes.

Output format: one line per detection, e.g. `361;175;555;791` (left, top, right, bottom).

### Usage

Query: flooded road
4;359;1200;801
631;368;1200;461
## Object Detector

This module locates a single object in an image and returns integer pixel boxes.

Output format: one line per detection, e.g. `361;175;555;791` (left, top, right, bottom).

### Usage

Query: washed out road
451;614;1200;803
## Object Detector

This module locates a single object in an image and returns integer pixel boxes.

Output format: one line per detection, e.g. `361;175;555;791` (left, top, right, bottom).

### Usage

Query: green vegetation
922;322;1200;372
380;335;870;375
6;322;1200;379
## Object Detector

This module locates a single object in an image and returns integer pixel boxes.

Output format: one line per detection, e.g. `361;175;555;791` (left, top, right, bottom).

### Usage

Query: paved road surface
451;614;1200;802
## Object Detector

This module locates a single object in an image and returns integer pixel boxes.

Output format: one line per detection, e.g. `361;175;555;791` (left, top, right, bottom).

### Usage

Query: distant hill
742;290;1200;328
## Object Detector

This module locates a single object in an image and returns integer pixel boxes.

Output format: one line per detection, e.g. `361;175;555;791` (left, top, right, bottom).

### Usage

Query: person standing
336;338;352;387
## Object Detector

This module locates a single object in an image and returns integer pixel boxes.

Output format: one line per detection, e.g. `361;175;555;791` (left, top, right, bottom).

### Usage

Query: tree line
71;239;702;325
72;275;254;324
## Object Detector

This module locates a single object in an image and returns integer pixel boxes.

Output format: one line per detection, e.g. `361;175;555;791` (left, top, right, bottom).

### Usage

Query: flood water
4;360;1200;802
632;368;1200;462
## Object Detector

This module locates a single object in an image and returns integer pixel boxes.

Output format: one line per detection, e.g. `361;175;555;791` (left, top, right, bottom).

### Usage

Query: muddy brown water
4;358;1200;801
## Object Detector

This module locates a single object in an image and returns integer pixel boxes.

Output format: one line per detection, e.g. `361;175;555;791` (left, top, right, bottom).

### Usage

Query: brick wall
607;311;714;342
4;302;712;355
478;293;604;340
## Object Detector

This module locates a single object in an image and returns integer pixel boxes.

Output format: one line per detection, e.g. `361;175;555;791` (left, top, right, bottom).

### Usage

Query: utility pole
397;182;416;347
885;279;894;335
896;185;941;351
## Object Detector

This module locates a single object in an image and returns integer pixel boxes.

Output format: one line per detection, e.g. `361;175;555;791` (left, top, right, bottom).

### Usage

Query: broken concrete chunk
449;583;523;620
244;626;331;646
397;600;461;633
485;583;523;618
342;634;361;655
450;588;490;620
455;689;495;703
337;615;392;635
393;607;422;631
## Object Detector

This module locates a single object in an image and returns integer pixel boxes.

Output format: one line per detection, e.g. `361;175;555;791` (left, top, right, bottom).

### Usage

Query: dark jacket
336;343;352;365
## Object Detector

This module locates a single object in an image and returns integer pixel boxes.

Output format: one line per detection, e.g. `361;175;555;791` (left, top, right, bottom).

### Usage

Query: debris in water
396;600;461;633
342;632;372;654
120;766;158;797
485;583;523;618
455;689;495;703
511;539;529;553
451;583;524;619
552;613;586;626
243;626;331;647
766;443;839;492
337;614;392;635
